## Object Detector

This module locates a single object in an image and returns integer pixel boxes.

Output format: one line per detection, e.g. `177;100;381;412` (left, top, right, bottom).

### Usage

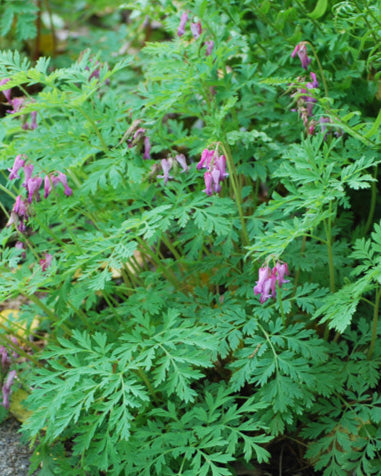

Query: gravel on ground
0;417;37;476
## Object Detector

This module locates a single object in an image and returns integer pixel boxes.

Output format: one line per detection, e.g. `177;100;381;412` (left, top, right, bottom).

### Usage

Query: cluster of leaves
0;0;380;475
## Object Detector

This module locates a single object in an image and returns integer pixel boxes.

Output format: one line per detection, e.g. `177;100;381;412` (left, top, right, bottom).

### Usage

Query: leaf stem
135;368;159;404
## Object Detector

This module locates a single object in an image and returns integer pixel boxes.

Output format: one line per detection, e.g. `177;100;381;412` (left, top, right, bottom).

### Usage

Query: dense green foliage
0;0;380;474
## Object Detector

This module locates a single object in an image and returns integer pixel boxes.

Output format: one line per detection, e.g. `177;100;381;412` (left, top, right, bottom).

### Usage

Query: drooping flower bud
40;253;53;272
190;22;202;39
177;12;188;37
211;167;221;193
0;78;11;102
158;158;173;184
22;163;34;188
203;171;213;196
13;195;28;217
291;42;311;70
273;262;290;287
2;370;17;409
205;40;214;56
26;176;43;203
15;241;26;259
7;97;24;114
175;154;189;172
56;172;73;196
143;136;151;160
254;261;290;304
8;155;26;180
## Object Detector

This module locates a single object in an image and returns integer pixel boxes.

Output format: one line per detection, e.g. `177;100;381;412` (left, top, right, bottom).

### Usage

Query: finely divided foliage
0;0;381;475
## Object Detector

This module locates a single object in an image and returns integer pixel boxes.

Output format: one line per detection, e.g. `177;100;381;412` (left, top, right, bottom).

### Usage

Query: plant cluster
0;0;380;475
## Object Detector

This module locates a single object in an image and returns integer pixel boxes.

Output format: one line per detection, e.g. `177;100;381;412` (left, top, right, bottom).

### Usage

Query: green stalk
0;337;42;366
367;287;381;359
220;141;250;246
0;322;40;353
0;183;17;200
67;300;94;330
136;237;179;288
277;284;286;327
0;199;9;219
293;235;307;292
364;165;378;236
135;368;159;404
26;293;71;334
77;106;108;152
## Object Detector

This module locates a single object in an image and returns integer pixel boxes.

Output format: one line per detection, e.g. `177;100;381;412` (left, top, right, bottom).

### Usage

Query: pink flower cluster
290;43;321;135
158;154;189;184
1;337;19;409
197;148;228;196
40;252;53;271
291;42;311;70
125;125;151;160
1;78;38;130
254;262;290;304
292;72;319;135
291;42;340;137
177;12;214;56
6;155;72;233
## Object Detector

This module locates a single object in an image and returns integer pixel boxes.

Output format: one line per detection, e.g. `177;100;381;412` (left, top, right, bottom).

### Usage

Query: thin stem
305;41;329;98
0;183;17;200
0;322;40;353
67;301;94;329
220;141;250;246
0;199;9;219
162;233;182;263
323;204;335;341
77;106;108;152
257;323;279;371
293;235;307;291
135;368;159;404
364;165;378;236
324;215;336;294
26;294;71;334
367;287;381;359
136;237;179;287
277;284;286;327
0;337;42;366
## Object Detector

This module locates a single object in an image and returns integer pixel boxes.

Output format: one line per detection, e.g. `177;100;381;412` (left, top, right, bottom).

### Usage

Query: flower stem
220;141;250;246
306;41;329;98
367;287;381;359
277;284;286;327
